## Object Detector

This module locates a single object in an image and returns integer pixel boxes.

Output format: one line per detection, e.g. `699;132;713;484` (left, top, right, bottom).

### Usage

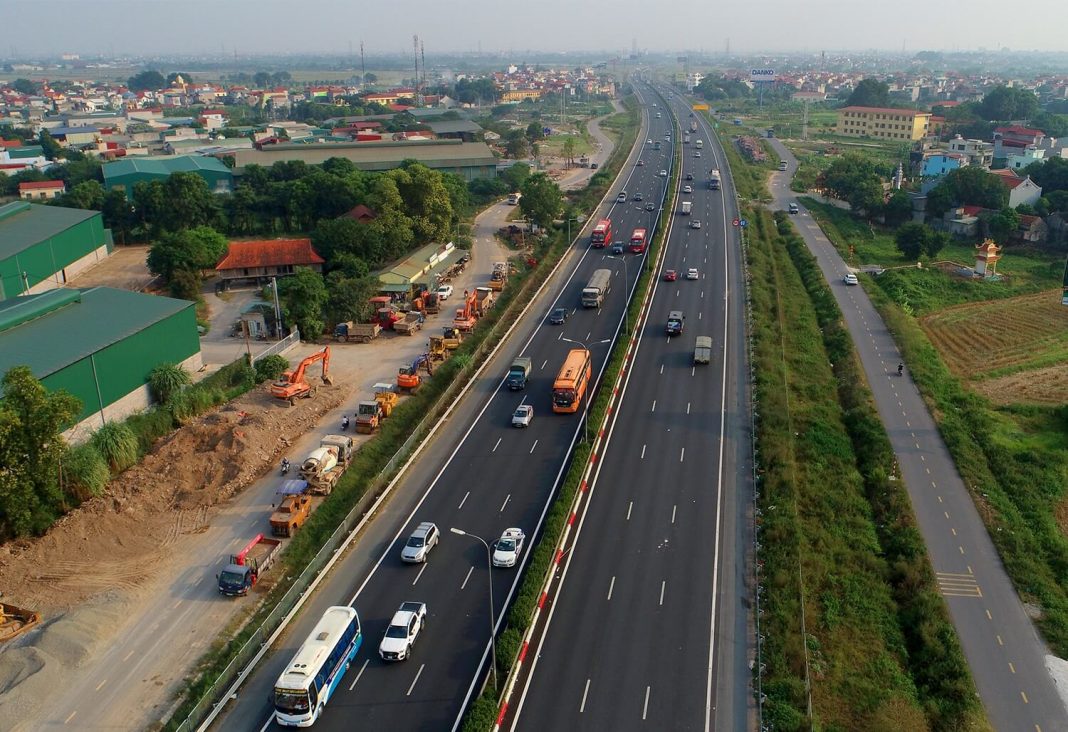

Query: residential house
18;180;66;200
215;239;325;286
992;170;1044;208
922;151;967;178
836;106;932;141
1015;214;1048;243
947;135;994;168
340;204;377;223
993;125;1045;160
1006;145;1045;172
943;205;983;237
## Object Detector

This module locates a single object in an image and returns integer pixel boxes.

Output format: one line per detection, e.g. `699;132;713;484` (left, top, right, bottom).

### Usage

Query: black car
610;241;625;255
685;173;694;181
549;307;568;325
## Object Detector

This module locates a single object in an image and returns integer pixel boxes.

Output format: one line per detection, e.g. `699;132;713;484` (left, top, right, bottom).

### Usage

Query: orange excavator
453;289;478;332
271;347;333;405
397;354;433;393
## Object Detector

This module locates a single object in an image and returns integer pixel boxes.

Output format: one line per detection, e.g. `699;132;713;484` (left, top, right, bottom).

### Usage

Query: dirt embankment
0;383;348;726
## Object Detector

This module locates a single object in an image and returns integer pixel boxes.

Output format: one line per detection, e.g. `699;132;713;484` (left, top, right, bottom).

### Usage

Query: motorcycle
280;458;290;476
341;416;350;431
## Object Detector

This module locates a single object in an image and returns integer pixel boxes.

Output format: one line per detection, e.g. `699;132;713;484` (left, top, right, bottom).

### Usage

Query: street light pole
449;528;497;690
607;255;629;334
561;337;611;443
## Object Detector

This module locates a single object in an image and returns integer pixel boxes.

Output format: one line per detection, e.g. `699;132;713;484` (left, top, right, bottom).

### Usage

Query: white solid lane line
493;437;502;452
530;440;538;454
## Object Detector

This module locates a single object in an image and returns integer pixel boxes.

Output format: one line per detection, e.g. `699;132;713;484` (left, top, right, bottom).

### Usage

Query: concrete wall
24;243;111;295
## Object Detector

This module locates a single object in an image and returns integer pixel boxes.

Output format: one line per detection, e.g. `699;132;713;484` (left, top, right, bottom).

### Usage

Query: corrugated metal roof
229;141;496;169
0;286;193;379
102;155;232;180
0;202;99;261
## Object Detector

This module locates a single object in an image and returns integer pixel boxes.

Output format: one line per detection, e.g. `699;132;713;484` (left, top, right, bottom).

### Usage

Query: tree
363;72;378;85
166;72;193;85
526;122;544;143
501;162;531;192
984;207;1020;244
0;366;82;538
55;180;105;211
253;71;271;88
976;86;1039;121
133;172;221;235
1045;190;1068;214
504;129;529;159
11;78;36;95
389;163;454;244
147;226;229;298
925;166;1009;218
519;173;562;228
816;154;885;213
895;222;929;259
883;189;914;227
38;130;63;161
924;230;950;258
561;136;577;169
695;74;751;102
1031;112;1068;138
1024;156;1068;194
846;79;890;108
277;268;329;340
127;70;166;92
325;272;380;324
102;189;134;243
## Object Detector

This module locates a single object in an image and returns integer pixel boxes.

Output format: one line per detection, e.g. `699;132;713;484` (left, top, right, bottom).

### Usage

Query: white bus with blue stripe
273;606;362;727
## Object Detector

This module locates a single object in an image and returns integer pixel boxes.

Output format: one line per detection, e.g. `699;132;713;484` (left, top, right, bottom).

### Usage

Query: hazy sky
8;0;1068;57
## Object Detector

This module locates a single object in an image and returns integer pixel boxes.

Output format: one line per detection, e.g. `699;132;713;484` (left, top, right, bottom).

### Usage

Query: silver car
401;522;440;563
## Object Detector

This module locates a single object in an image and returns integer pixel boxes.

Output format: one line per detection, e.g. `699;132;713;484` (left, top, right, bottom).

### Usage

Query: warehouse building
225;139;497;181
102;155;235;195
0;201;113;299
377;240;468;294
0;287;202;441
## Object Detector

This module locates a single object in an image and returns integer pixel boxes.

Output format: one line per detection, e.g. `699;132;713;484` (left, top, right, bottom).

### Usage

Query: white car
694;151;702;158
492;528;526;568
379;602;427;661
686;268;699;280
436;285;453;300
512;404;533;427
690;219;702;229
400;522;439;563
683;185;693;194
844;273;859;285
647;138;653;145
660;169;668;177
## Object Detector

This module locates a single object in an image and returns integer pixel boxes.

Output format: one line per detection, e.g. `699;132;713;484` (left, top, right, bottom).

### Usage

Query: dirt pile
0;383;348;613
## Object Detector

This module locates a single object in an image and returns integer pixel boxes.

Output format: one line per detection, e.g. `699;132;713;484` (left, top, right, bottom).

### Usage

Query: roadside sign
739;219;748;228
732;219;740;227
750;69;776;83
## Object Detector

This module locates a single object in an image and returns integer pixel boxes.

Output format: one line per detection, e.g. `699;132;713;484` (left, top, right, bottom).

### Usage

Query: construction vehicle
394;311;424;336
507;357;532;391
271;347;332;405
489;261;508;292
475;286;495;316
369;295;402;330
454;290;478;332
442;326;463;350
299;434;353;495
334;321;382;343
428;335;448;362
0;603;41;643
217;534;282;596
398;354;433;393
355;400;386;433
424;291;441;315
270;491;312;537
373;382;398;416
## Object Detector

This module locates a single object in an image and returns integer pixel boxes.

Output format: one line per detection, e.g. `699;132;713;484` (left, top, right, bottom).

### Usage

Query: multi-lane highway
215;82;682;731
506;88;751;731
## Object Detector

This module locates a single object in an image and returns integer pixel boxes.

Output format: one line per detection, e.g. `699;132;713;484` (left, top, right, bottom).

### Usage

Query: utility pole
413;34;420;105
421;39;427;105
360;41;366;85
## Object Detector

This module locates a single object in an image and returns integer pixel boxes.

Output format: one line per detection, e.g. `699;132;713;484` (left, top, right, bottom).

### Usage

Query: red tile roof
19;180;65;191
216;239;324;271
995;125;1044;137
961;205;985;216
989;168;1021;179
341;204;377;222
1002;176;1030;189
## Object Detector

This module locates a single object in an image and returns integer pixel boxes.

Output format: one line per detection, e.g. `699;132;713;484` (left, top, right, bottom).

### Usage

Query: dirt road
0;194;528;730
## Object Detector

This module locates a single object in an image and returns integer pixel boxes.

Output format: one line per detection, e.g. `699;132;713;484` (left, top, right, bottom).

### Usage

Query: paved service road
770;139;1068;731
509;84;752;732
213;85;678;732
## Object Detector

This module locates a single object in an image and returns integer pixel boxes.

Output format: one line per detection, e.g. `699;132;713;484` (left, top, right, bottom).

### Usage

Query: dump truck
489;261;507;292
582;269;612;308
270;491;312;537
424;292;441;315
475;286;495;316
394;311;424;336
300;434;353;495
334;321;382;343
507;357;532;391
217;534;282;597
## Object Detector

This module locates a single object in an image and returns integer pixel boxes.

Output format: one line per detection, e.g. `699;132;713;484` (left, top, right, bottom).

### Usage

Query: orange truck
270;492;312;537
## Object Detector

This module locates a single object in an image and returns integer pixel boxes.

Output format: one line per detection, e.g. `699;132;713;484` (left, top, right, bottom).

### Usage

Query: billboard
692;104;709;111
750;69;777;83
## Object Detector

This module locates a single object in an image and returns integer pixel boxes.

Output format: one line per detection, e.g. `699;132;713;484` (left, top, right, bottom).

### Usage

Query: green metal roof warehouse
0;202;112;299
102;155;235;195
0;287;202;428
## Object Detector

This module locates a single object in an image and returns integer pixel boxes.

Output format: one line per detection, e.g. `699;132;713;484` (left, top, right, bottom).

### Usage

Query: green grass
750;208;987;731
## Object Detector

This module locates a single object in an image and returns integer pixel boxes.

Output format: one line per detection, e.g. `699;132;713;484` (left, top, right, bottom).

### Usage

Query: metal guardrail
251;329;300;363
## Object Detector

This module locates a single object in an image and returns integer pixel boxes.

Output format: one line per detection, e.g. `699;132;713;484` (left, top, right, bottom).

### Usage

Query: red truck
217;534;282;596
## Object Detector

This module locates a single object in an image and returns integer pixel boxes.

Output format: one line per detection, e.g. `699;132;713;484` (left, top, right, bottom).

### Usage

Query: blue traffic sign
739;219;748;228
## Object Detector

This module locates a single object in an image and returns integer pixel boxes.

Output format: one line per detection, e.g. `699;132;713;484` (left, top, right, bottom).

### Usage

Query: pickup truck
217;534;282;596
270;492;312;537
379;601;428;661
507;357;532;391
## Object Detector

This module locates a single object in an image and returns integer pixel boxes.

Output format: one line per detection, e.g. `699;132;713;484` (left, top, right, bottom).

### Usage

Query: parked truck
681;201;692;215
394;311;424;336
270;491;312;537
489;262;508;292
507;192;521;205
300;434;353;495
334;321;382;343
708;169;721;190
475;286;495;316
217;534;282;596
582;268;612;308
507;357;533;391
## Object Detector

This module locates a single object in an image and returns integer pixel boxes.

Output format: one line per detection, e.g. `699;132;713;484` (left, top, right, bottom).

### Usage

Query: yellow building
501;88;543;103
836;106;932;141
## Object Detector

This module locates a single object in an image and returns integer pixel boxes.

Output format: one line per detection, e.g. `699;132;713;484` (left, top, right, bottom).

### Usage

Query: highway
769;141;1068;730
505;88;751;732
215;82;680;732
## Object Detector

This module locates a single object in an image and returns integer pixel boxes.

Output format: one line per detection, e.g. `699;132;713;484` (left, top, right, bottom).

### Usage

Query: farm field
920;289;1068;404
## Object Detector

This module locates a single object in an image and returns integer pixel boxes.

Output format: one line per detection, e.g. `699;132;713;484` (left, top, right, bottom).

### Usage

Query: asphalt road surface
770;140;1067;731
214;83;681;732
507;86;751;732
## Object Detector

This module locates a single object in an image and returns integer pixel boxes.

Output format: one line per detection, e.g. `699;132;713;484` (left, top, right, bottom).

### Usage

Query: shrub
148;362;192;404
62;442;110;501
254;355;288;384
91;421;140;473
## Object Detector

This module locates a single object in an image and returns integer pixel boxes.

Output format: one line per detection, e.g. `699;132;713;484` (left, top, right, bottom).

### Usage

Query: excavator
397;354;433;393
453;289;478;332
271;347;333;405
0;602;40;643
